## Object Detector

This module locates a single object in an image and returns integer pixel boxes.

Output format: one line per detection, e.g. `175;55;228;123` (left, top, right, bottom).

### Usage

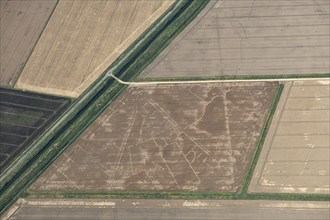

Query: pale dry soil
15;0;174;97
31;82;277;192
250;79;330;194
3;198;330;220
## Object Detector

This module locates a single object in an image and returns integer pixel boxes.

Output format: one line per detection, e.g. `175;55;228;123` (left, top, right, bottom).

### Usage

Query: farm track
110;73;329;85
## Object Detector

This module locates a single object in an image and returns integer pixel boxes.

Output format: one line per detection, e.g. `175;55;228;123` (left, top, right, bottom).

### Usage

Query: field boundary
0;85;74;100
25;190;330;201
10;1;60;87
0;0;210;213
239;84;284;195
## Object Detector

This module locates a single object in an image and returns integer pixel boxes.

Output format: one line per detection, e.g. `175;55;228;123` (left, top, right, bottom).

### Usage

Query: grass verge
239;83;284;194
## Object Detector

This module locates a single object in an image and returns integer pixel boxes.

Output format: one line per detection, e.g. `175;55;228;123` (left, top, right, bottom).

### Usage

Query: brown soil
31;82;278;192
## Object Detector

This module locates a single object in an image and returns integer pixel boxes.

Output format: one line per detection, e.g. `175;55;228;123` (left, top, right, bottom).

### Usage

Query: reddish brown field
31;82;278;192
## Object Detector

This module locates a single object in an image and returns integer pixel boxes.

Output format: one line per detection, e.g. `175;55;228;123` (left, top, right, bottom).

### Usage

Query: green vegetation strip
26;190;330;201
25;83;329;202
135;73;330;82
0;0;210;213
239;83;284;195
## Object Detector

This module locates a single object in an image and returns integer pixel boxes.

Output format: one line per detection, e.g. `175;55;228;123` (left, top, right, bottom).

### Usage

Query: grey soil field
15;0;173;97
140;0;330;78
30;82;277;192
4;198;330;220
0;87;70;172
0;0;58;86
249;79;330;194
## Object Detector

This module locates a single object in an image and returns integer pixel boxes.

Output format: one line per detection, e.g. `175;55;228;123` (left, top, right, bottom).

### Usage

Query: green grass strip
26;189;329;201
239;83;284;194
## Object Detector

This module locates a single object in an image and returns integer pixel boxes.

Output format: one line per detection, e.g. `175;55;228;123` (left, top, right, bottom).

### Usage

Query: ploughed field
0;88;70;172
31;82;278;192
140;0;330;78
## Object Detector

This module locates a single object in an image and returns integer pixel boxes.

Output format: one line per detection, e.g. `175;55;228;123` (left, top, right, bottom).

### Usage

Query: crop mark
115;107;138;171
154;139;181;189
31;82;278;193
180;143;201;184
53;163;81;190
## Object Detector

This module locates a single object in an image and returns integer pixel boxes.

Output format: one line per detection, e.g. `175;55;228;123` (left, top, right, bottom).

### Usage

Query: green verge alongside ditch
26;83;329;202
238;84;285;195
0;0;210;213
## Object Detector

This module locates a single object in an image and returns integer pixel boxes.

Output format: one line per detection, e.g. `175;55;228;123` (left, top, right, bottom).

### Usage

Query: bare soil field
249;80;330;194
30;82;278;193
140;0;330;78
15;0;174;97
3;198;330;220
0;0;58;86
0;88;70;172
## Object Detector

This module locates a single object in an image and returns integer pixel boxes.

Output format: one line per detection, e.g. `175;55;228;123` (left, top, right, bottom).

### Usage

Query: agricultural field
15;0;174;97
139;0;330;78
0;88;70;172
0;0;58;86
30;82;278;192
1;0;329;217
249;80;330;194
3;198;329;220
